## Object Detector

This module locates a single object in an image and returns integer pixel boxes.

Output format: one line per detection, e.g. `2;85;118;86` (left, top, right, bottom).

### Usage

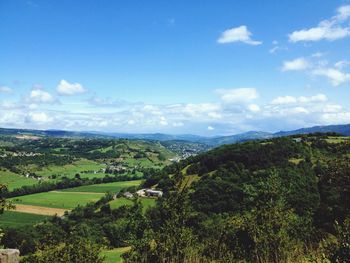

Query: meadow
0;170;38;191
0;211;49;228
35;159;106;179
60;180;142;193
109;197;156;212
101;247;130;263
10;191;104;209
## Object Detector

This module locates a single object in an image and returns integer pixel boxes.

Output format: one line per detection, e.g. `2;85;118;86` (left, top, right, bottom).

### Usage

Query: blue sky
1;0;350;135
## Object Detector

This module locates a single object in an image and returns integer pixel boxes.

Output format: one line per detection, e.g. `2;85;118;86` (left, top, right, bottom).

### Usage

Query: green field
0;170;38;191
10;191;104;209
35;159;106;179
60;180;142;193
109;197;156;212
101;247;130;263
325;136;350;144
0;211;49;228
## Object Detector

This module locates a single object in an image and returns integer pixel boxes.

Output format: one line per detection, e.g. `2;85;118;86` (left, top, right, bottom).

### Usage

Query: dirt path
14;204;68;216
50;190;104;195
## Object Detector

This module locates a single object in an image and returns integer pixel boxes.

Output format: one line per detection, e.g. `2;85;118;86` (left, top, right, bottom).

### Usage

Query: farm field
109;197;156;212
0;170;38;190
101;247;130;263
10;191;104;209
0;211;49;228
60;180;142;193
325;136;350;144
35;159;106;179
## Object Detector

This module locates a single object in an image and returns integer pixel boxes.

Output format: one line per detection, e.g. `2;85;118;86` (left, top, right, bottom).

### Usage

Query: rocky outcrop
0;249;20;263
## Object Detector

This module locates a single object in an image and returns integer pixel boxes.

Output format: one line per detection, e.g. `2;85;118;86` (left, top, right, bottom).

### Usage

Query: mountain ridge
1;123;350;146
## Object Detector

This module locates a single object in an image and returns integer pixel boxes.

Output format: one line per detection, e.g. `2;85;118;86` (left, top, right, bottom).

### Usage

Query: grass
35;159;105;179
109;197;156;212
10;191;104;209
289;158;304;165
60;180;143;193
180;174;200;190
101;247;130;263
325;136;350;144
0;170;38;191
0;211;49;228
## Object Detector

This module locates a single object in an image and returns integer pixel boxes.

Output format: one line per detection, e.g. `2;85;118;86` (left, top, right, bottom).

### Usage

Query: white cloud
269;41;287;54
172;122;184;127
335;5;350;21
271;96;297;104
271;94;327;105
207;126;214;130
27;112;53;123
0;86;12;93
282;57;310;71
321;112;350;124
323;104;342;113
289;5;350;42
312;67;350;86
57;79;86;95
159;116;168;126
29;89;56;104
217;25;262;45
335;60;350;69
0;100;19;109
311;52;324;58
247;104;260;112
216;88;258;103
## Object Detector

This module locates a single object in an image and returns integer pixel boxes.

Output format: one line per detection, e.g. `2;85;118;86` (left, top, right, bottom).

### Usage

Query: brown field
14;135;41;140
14;204;68;216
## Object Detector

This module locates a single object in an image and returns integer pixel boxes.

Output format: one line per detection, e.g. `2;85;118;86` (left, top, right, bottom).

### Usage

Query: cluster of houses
105;165;127;174
24;173;44;181
169;152;198;162
0;152;41;158
122;188;163;199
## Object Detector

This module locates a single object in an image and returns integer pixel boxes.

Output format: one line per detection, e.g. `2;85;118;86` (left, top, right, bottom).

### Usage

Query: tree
124;190;205;262
324;218;350;262
228;172;305;263
22;238;104;263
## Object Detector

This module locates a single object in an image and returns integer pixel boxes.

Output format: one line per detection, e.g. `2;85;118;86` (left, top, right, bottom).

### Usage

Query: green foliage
3;133;350;262
227;173;305;262
0;184;7;214
124;190;205;263
22;238;104;263
0;211;49;228
324;219;350;262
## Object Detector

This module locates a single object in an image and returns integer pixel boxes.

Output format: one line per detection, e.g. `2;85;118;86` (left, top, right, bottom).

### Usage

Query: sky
1;0;350;136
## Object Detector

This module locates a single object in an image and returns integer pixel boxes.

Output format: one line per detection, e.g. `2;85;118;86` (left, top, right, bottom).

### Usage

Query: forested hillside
1;133;350;262
126;133;350;262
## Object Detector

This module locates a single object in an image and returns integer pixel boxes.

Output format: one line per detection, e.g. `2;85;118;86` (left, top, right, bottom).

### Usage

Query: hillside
0;135;178;191
1;133;350;262
135;133;350;261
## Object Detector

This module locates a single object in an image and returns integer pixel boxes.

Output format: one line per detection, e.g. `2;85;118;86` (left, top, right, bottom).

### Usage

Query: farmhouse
136;188;163;198
123;192;134;199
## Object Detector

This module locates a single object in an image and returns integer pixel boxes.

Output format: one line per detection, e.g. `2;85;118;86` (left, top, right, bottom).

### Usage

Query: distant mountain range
1;123;350;146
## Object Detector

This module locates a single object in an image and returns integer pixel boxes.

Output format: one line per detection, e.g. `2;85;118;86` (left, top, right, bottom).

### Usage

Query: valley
1;131;350;262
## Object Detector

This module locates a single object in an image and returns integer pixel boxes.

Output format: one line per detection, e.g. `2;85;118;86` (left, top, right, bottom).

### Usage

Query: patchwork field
7;180;144;216
0;211;49;228
60;180;142;193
